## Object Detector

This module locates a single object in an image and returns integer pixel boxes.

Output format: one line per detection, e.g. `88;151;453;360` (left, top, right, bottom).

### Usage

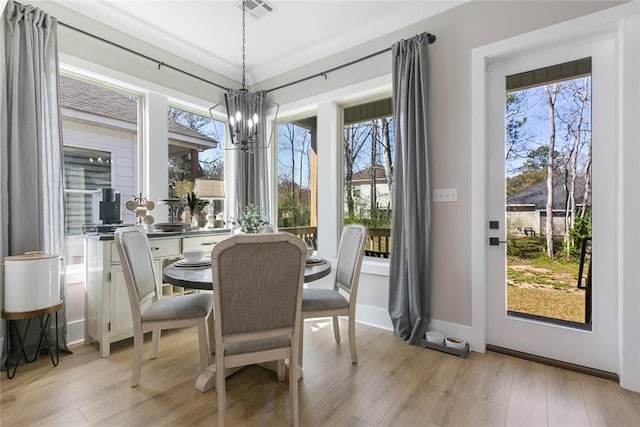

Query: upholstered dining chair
114;227;211;387
301;224;367;364
211;233;306;427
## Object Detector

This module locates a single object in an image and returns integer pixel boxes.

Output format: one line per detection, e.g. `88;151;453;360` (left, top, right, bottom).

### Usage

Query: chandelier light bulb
235;111;242;122
229;116;235;127
252;113;259;124
247;118;253;129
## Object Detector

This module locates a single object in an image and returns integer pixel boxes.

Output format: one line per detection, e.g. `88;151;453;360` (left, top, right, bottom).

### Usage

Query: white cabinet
85;236;180;357
161;233;231;297
182;233;231;253
85;231;230;357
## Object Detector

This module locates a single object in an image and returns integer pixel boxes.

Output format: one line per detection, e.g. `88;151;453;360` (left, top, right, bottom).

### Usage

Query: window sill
361;258;390;276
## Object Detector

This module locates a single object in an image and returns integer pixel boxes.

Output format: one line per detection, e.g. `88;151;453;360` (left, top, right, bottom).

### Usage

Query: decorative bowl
182;250;205;263
444;336;466;350
425;331;445;345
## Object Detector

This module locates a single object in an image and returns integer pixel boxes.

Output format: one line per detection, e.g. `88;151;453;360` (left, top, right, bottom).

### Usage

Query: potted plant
186;192;209;228
235;203;269;234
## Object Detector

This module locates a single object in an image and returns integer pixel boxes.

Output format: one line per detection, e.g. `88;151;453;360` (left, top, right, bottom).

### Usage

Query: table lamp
194;178;225;228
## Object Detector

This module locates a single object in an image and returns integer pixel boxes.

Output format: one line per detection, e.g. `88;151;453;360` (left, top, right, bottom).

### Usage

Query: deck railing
279;226;391;258
279;226;318;248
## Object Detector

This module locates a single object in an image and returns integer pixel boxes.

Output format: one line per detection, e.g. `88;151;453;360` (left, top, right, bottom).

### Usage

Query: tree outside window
167;106;225;226
276;116;318;245
343;99;394;258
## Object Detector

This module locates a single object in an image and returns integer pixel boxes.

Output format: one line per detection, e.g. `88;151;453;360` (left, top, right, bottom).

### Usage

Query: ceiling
47;1;465;85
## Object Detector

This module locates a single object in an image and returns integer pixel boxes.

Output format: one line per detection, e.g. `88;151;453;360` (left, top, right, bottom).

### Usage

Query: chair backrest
114;227;158;321
211;233;306;338
335;224;367;299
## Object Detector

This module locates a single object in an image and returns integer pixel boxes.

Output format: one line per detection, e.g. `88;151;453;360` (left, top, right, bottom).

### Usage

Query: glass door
486;36;618;372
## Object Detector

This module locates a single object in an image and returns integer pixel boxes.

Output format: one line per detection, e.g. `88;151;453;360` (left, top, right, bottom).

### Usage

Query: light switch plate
433;188;458;202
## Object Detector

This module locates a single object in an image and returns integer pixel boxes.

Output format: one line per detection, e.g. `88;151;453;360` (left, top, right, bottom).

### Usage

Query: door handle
489;237;507;246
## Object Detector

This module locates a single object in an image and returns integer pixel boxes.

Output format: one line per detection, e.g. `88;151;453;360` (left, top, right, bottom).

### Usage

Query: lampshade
4;252;60;312
194;178;225;198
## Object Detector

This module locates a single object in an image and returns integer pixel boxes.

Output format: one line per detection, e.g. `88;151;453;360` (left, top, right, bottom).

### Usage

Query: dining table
161;256;332;392
162;257;332;290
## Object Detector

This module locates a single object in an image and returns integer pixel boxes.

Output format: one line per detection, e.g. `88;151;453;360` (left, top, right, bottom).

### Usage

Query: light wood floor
2;319;639;426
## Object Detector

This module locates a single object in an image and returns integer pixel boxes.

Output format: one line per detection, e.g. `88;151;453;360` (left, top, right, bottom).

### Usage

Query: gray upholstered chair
114;227;211;387
211;233;306;427
301;224;367;364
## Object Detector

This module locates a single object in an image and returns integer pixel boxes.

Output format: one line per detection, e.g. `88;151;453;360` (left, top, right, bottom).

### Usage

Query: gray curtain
388;33;432;345
1;0;67;367
227;89;270;221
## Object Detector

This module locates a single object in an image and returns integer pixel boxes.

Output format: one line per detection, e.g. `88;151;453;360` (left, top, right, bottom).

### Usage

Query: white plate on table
306;256;324;265
175;259;211;268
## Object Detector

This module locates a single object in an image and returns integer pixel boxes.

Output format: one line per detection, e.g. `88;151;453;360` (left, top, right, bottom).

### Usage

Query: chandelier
210;1;279;152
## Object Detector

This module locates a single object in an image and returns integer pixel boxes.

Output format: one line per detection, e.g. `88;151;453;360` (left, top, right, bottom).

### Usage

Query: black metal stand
2;301;63;379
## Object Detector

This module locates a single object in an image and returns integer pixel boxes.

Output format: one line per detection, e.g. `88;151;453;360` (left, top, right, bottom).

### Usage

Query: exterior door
486;36;618;372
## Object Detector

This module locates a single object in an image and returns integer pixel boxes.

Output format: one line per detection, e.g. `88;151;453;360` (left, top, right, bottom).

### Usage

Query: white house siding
350;181;391;214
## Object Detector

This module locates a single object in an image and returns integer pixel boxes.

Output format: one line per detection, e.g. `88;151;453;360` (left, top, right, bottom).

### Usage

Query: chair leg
207;311;215;355
197;320;209;373
151;329;161;359
290;347;300;426
131;330;144;387
277;359;286;381
298;318;304;366
332;316;341;343
348;316;357;364
216;351;226;427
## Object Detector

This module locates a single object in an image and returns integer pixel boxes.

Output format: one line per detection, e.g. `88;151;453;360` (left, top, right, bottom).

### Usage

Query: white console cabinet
84;230;230;357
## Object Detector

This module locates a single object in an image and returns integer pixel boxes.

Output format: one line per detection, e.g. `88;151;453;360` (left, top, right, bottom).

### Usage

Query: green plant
237;203;268;233
186;191;209;213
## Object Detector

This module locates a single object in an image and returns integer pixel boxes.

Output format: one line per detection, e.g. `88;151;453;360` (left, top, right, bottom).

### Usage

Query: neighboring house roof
59;76;216;145
507;176;590;210
352;165;388;183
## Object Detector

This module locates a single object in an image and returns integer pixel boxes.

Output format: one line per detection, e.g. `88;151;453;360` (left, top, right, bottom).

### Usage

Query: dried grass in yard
507;286;586;323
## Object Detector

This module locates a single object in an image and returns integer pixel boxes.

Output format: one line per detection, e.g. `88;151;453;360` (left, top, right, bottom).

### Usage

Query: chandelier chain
241;0;246;89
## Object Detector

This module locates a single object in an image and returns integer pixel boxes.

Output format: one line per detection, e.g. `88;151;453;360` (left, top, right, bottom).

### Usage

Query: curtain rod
58;21;230;92
58;20;435;95
264;32;436;94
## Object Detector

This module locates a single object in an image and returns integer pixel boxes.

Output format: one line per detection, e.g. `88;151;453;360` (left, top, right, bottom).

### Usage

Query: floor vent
241;0;276;19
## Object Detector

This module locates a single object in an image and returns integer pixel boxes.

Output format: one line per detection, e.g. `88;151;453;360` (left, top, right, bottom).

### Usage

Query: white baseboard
428;319;477;351
353;306;475;350
355;303;393;331
66;319;85;346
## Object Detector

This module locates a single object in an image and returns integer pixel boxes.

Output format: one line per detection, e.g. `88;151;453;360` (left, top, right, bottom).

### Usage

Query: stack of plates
306;256;324;265
175;259;211;268
153;223;187;232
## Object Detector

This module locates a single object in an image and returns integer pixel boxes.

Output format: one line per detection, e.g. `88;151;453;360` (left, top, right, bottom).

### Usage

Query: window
60;73;140;270
168;106;225;227
504;57;592;326
276;115;317;245
343;98;394;258
63;147;111;235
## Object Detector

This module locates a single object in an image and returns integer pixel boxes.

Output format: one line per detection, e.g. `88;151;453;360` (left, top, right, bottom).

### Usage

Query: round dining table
162;257;332;290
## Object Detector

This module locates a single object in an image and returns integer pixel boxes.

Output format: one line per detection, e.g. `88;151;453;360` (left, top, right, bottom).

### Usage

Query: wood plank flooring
2;319;639;426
